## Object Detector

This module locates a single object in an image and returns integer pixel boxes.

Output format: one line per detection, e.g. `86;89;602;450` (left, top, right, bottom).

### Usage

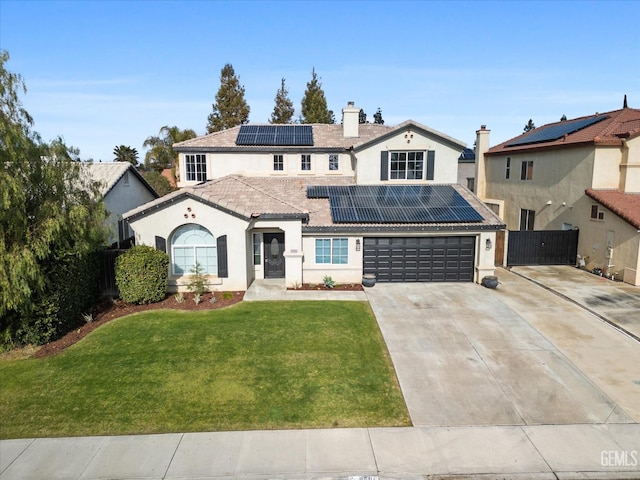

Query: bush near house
1;251;101;350
115;246;169;304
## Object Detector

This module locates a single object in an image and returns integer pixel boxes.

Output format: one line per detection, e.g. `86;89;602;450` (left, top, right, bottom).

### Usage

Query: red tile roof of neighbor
585;189;640;229
487;108;640;155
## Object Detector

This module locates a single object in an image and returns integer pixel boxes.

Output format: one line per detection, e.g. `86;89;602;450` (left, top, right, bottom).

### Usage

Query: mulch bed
287;283;364;291
32;292;244;359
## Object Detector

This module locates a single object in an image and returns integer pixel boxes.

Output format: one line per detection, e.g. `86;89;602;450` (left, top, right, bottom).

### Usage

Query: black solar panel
506;115;609;147
235;125;313;146
307;185;483;224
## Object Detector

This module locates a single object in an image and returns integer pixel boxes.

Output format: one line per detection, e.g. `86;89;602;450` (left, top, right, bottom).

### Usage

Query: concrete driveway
366;268;640;427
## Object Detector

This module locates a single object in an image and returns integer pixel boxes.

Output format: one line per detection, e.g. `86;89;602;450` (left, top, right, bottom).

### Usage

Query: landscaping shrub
115;245;169;304
0;250;101;349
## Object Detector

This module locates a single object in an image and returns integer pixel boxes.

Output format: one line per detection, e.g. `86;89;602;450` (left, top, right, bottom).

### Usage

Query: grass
0;301;410;439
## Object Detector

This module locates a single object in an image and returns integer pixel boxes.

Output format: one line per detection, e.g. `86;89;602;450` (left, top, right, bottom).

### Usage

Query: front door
263;232;285;278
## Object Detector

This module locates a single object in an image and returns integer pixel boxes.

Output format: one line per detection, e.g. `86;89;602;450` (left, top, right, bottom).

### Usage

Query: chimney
474;125;491;199
342;101;360;138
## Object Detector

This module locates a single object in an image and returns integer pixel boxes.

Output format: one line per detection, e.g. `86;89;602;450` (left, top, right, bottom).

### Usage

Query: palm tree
113;145;139;166
142;126;197;178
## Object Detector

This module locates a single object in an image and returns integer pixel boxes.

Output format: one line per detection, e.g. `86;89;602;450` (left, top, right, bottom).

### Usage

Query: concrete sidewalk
2;424;639;479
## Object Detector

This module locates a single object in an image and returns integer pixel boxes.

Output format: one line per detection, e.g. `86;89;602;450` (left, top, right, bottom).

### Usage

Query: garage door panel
363;236;475;283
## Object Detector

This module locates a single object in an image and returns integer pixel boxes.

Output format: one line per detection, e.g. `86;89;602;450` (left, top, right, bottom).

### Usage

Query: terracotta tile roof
173;121;465;152
487;108;640;155
124;175;503;231
585;188;640;229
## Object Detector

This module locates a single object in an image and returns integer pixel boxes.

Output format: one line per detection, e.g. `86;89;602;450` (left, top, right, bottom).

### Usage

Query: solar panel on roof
235;125;314;146
307;184;483;224
506;115;609;147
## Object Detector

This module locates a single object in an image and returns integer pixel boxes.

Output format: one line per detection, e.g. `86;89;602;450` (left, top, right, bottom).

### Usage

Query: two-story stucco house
474;106;640;285
124;103;504;291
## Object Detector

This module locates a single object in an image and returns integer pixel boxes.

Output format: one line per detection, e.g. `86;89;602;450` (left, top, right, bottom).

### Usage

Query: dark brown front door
263;232;285;278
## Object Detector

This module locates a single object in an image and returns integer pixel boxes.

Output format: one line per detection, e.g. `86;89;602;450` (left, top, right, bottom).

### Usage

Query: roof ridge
229;175;308;214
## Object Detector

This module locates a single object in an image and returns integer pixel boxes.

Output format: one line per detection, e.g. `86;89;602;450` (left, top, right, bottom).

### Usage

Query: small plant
81;313;93;324
220;292;234;300
193;293;201;305
174;292;185;304
291;280;301;290
209;296;217;304
323;275;336;289
187;262;207;296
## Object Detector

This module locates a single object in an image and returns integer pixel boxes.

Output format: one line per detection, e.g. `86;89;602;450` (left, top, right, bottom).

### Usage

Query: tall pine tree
373;107;384;125
523;119;536;132
270;78;294;124
300;68;334;124
207;64;250;133
359;109;367;124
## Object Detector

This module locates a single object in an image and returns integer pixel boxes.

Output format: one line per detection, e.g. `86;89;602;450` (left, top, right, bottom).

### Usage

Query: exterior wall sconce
486;238;492;251
356;239;361;251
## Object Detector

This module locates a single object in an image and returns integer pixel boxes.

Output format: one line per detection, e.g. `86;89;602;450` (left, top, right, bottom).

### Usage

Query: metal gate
507;230;579;266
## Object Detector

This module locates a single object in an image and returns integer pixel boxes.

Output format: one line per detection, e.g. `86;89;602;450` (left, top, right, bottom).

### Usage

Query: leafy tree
206;63;250;133
113;145;139;165
270;78;294;124
523;119;536;132
142;170;176;196
0;50;107;345
359;109;367;124
300;67;334;124
373;107;384;125
142;125;196;177
560;114;567;121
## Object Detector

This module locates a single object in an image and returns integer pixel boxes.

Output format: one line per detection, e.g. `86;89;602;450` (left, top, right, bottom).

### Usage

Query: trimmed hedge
115;245;169;304
0;250;101;349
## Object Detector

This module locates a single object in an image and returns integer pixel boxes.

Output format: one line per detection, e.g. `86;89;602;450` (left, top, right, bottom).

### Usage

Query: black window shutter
426;150;435;180
217;235;228;278
155;236;166;252
380;151;388;181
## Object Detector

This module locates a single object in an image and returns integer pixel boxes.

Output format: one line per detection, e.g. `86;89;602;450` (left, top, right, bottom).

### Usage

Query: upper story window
505;157;511;179
591;205;605;221
520;160;533;181
185;154;207;182
273;154;284;171
329;154;339;171
390;151;424;180
301;154;311;171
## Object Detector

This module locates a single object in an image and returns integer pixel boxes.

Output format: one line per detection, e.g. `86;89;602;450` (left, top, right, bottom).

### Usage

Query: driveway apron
365;275;637;427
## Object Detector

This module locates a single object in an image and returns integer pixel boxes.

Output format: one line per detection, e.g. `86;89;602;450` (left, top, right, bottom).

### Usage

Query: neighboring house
86;162;159;246
475;106;640;285
457;147;475;192
124;102;504;291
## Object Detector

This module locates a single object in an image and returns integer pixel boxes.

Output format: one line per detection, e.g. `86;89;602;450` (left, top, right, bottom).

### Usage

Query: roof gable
85;162;159;198
585;188;640;229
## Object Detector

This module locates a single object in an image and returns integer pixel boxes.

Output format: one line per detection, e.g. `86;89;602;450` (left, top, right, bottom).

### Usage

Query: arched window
171;224;217;275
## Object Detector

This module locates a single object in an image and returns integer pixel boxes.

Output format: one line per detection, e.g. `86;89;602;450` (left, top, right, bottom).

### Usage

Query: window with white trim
329;154;339;171
171;224;217;275
273;154;284;171
590;205;605;221
301;154;311;171
252;233;261;265
315;238;348;264
185;154;207;182
390;151;424;180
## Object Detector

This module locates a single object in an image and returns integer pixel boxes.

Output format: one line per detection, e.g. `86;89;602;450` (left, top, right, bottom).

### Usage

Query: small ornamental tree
115;245;169;304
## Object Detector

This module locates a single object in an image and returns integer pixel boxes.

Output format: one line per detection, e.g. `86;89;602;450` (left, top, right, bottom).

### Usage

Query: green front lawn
0;301;410;439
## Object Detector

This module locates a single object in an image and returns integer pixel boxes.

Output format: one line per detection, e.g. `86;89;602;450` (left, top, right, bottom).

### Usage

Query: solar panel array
506;115;609;147
236;125;314;146
307;185;484;224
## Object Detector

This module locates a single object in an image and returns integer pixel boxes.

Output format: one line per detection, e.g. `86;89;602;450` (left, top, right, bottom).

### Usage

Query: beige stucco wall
484;146;596;230
178;152;353;187
128;197;250;291
619;136;640;193
573;195;640;285
103;174;157;244
355;129;460;184
593;145;624;189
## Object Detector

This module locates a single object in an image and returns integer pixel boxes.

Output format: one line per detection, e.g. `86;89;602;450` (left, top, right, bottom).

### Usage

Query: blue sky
1;0;639;162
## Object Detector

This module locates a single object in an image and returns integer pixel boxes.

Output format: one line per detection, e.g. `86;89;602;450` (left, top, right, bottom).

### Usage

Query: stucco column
283;251;304;288
474;125;491;200
475;231;497;283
